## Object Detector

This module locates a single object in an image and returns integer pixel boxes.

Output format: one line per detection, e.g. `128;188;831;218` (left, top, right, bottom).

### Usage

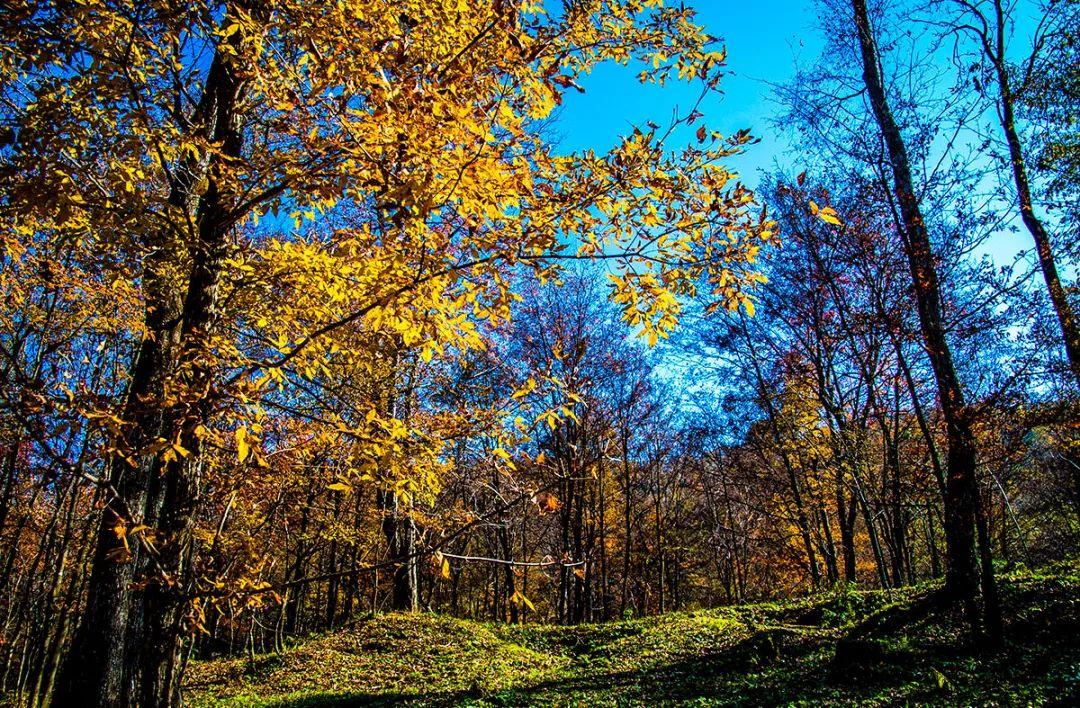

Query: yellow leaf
236;427;250;463
817;206;842;226
932;668;951;690
510;590;536;611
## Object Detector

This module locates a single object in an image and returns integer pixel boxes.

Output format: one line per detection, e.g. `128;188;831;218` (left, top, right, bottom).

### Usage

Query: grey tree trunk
379;489;419;612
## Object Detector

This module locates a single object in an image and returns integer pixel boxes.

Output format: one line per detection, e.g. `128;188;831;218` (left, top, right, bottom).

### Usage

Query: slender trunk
975;486;1003;644
852;465;891;589
494;471;517;623
620;433;632;616
557;471;572;622
654;461;665;615
837;473;858;582
985;0;1080;387
927;501;941;578
325;543;339;630
818;507;839;584
598;471;609;621
572;465;586;623
850;0;987;633
884;413;908;586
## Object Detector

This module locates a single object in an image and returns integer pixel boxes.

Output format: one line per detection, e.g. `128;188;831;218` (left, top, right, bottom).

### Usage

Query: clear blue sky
551;0;824;188
549;0;1042;266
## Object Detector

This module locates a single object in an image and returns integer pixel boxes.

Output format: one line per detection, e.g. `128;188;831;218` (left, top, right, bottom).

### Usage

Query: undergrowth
186;560;1080;706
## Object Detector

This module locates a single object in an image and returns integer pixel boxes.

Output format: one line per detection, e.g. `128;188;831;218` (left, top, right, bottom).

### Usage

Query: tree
2;1;770;704
1019;0;1080;235
940;0;1080;387
849;0;1000;638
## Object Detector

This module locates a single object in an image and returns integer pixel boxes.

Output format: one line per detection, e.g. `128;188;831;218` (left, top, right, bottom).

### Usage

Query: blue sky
547;0;1051;267
551;0;824;187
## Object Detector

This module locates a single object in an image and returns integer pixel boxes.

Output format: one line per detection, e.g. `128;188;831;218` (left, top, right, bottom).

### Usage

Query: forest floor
186;561;1080;706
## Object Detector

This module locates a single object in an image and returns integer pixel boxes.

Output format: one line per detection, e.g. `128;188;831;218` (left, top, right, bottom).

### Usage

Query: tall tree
848;0;999;636
2;1;770;704
943;0;1080;386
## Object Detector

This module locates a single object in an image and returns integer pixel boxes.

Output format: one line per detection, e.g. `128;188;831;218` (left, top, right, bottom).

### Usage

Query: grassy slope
187;562;1080;706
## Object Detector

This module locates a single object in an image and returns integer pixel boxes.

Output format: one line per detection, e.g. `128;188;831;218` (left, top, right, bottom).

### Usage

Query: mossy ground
186;561;1080;706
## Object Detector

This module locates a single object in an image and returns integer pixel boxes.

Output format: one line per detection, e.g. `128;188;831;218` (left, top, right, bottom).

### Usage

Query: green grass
186;561;1080;706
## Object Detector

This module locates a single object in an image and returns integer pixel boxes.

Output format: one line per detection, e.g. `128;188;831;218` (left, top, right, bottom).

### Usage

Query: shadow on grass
250;577;1080;707
266;632;837;706
261;693;463;707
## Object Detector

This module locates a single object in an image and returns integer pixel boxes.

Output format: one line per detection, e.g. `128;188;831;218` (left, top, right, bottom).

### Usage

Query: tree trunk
56;36;245;706
985;0;1080;388
620;432;633;616
837;477;858;583
378;490;419;612
54;263;182;707
850;0;991;633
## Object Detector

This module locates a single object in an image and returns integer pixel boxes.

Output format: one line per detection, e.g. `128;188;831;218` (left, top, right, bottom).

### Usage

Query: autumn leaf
509;590;536;611
817;206;842;226
440;556;451;579
236;427;250;463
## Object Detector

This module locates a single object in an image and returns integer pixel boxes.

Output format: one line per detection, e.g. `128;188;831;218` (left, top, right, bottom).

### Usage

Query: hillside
186;562;1080;706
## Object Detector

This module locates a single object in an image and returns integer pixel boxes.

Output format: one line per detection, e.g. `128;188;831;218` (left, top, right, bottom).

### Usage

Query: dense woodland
0;0;1077;706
